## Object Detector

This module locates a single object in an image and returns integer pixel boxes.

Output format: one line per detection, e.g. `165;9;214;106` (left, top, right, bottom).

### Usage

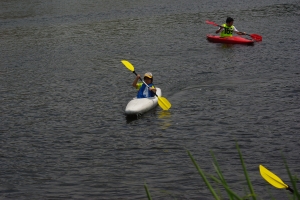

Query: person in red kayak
216;17;246;37
132;72;156;98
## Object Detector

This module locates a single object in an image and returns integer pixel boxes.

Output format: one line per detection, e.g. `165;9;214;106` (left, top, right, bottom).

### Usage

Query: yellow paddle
121;60;171;111
259;165;294;193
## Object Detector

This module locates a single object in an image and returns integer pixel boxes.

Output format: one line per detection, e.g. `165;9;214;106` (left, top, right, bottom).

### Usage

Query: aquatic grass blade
211;151;226;183
236;142;256;200
187;150;220;200
211;163;235;200
283;157;300;198
211;151;234;200
144;183;152;200
210;175;243;200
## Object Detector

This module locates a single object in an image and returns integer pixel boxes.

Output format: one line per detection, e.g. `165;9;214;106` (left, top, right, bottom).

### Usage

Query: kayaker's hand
150;87;156;93
132;74;140;88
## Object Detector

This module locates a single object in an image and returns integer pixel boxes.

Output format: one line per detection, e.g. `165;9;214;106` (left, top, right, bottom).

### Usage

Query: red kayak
207;34;254;45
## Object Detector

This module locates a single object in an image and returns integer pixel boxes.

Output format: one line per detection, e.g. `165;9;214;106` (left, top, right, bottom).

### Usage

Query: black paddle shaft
287;186;294;194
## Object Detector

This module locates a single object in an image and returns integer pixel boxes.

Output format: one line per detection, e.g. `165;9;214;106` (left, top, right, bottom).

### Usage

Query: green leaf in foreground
144;183;152;200
236;142;256;200
211;151;235;200
283;157;300;199
187;150;220;200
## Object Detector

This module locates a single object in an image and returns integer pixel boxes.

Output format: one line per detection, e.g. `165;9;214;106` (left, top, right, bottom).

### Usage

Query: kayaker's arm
215;27;223;34
149;86;156;93
132;75;140;88
236;31;246;35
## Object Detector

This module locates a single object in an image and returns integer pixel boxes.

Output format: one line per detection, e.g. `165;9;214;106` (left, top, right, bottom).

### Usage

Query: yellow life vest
220;24;235;37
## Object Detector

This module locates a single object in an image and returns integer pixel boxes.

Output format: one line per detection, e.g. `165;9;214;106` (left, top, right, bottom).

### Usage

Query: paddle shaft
206;20;242;33
287;186;294;194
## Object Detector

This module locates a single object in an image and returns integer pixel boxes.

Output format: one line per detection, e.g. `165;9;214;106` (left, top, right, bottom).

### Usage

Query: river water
1;0;300;199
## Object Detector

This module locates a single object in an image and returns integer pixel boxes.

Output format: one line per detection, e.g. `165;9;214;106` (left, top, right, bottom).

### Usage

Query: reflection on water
158;110;171;119
125;113;142;123
158;110;172;129
125;109;171;126
219;42;254;49
221;43;235;48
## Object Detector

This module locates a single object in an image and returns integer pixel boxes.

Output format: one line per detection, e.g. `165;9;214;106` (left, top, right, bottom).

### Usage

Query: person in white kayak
216;17;246;37
132;72;156;98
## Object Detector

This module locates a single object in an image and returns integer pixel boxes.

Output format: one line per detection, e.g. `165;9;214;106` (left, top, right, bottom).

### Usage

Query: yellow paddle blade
158;96;171;111
259;165;288;189
121;60;134;72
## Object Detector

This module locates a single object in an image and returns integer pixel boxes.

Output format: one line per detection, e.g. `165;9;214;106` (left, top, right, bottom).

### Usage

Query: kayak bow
125;88;162;115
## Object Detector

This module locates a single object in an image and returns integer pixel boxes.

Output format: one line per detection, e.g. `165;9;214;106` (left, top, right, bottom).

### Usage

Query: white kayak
125;88;162;115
